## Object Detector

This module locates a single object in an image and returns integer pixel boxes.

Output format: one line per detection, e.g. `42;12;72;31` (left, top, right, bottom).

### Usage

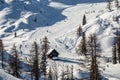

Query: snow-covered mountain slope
0;0;120;80
0;69;20;80
0;0;116;60
1;0;107;56
66;10;120;57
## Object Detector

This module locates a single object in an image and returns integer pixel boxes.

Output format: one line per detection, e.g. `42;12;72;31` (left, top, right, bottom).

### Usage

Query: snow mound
0;69;20;80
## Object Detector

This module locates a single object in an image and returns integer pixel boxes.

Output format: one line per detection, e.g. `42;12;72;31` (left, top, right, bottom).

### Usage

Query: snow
0;69;20;80
49;2;70;9
103;63;120;80
0;0;119;80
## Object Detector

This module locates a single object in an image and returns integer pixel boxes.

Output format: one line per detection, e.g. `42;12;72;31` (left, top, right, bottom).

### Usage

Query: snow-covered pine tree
87;34;102;80
112;44;117;64
0;39;5;69
76;32;87;56
70;65;74;80
90;52;101;80
116;34;120;63
40;36;50;79
30;41;40;80
66;65;70;80
9;44;21;78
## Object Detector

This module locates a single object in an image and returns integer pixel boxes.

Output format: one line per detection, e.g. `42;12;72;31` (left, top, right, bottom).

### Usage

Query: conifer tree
66;65;70;80
77;25;82;37
90;52;101;80
70;65;74;80
9;44;21;78
76;32;87;56
87;34;101;55
87;34;101;80
116;34;120;63
40;36;50;79
30;41;40;80
81;32;87;56
82;14;86;25
0;39;4;69
14;32;17;37
112;44;117;64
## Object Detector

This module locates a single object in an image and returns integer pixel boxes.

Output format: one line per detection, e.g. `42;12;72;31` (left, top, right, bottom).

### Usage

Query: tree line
0;37;50;80
0;37;74;80
75;13;120;80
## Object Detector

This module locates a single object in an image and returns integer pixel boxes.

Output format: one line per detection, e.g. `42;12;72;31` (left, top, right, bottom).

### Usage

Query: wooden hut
47;49;59;59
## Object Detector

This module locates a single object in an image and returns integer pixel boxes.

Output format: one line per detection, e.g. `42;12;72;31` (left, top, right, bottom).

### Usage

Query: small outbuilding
47;49;59;59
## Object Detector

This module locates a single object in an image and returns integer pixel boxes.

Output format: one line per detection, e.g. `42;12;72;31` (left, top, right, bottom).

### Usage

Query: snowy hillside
0;0;120;80
1;0;107;56
0;69;20;80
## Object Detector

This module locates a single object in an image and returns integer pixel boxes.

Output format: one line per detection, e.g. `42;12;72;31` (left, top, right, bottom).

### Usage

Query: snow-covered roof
47;49;60;55
47;49;59;56
47;49;54;55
